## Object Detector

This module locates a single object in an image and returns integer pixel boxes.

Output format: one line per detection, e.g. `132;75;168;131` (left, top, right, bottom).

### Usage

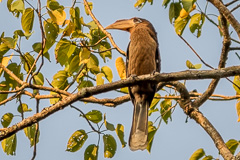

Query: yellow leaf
180;8;189;18
84;2;93;15
48;9;66;25
115;57;126;79
0;53;13;74
236;100;240;122
96;73;105;85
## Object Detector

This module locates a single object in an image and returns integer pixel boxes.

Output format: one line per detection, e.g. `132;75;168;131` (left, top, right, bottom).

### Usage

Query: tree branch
193;12;231;107
168;82;234;160
208;0;240;39
1;66;240;140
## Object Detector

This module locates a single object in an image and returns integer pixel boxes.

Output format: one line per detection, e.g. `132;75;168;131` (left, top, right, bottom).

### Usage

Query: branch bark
168;82;234;160
1;66;240;140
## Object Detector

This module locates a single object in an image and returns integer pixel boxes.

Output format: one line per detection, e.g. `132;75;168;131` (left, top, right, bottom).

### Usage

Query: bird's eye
133;18;142;24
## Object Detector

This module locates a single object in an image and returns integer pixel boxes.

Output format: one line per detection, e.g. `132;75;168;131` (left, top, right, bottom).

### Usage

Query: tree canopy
0;0;240;159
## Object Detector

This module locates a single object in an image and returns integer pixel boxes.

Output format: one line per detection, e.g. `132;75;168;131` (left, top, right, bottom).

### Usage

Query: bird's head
105;17;147;32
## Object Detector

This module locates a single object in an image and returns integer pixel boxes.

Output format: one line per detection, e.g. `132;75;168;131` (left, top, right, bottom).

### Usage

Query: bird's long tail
129;101;149;151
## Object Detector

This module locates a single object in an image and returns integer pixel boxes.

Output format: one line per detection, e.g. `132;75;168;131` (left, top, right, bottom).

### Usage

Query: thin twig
225;0;239;7
231;4;240;12
83;0;126;55
28;0;46;84
70;105;100;133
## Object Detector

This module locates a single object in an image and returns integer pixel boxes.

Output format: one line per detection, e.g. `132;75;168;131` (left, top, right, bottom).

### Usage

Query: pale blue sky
0;0;240;160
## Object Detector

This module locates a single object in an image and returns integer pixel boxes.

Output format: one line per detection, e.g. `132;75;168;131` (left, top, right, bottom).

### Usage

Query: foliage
0;0;240;159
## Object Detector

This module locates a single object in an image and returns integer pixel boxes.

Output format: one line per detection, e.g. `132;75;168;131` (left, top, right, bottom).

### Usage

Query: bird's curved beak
105;19;134;32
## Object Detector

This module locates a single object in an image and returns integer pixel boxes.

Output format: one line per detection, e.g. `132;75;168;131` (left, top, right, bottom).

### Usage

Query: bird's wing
126;42;130;77
126;42;136;106
156;47;161;73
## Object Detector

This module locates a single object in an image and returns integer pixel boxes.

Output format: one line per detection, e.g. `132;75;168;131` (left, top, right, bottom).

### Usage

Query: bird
105;17;161;151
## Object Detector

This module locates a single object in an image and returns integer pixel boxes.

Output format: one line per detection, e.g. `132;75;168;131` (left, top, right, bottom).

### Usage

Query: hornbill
105;17;160;151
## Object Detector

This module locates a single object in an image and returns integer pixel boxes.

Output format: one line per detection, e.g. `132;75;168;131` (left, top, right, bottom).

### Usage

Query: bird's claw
151;70;159;75
130;74;137;78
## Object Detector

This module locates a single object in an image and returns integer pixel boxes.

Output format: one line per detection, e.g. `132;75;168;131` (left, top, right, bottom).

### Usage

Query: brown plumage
105;17;160;151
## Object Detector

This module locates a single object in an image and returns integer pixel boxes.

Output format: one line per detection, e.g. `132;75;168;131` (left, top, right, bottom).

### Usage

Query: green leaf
49;91;60;104
88;54;100;74
103;134;117;158
189;13;205;37
149;93;160;116
226;139;239;154
84;2;93;15
0;43;10;55
14;29;25;37
84;144;98;160
162;0;170;8
85;110;102;124
17;103;32;113
202;156;213;160
80;48;91;64
1;134;17;155
101;66;113;83
169;2;181;24
0;81;9;102
1;113;14;128
68;54;80;75
186;60;202;69
66;130;88;152
21;8;34;34
174;16;190;35
189;148;205;160
47;0;63;10
104;114;115;131
4;63;22;89
2;37;17;49
32;42;51;61
78;80;94;89
160;99;172;124
21;52;36;73
134;0;147;9
182;0;196;12
99;42;112;62
115;124;126;148
147;121;157;153
44;20;59;51
11;0;24;13
55;39;76;66
233;76;240;94
150;93;160;110
70;7;81;31
51;70;69;89
33;72;44;85
96;73;105;85
24;124;40;147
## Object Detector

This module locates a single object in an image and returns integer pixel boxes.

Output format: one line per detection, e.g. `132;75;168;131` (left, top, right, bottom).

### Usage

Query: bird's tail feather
129;101;148;151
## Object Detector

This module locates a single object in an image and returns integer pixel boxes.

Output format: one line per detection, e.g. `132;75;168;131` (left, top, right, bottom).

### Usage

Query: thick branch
168;82;234;160
1;66;240;139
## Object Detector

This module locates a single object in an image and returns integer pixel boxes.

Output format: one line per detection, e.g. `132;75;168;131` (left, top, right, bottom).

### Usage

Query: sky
0;0;240;160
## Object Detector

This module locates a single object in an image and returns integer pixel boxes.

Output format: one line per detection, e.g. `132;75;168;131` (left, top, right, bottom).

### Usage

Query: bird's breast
127;36;157;77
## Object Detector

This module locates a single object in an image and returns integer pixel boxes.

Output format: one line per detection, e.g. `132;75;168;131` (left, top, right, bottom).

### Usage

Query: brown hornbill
105;17;160;151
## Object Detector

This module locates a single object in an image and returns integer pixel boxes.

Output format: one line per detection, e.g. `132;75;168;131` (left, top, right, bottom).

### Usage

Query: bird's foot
130;74;137;78
151;70;159;75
